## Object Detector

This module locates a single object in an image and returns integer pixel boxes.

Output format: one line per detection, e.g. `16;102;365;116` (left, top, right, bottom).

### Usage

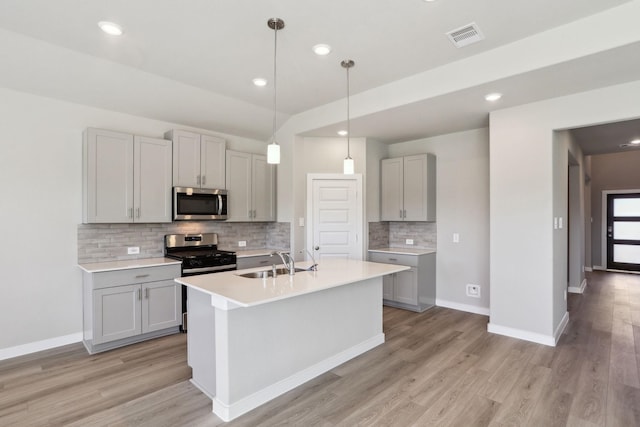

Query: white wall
388;128;490;314
0;87;266;356
489;79;640;345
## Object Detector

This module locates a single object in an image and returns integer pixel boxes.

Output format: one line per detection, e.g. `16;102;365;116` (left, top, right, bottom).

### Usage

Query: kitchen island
175;258;409;422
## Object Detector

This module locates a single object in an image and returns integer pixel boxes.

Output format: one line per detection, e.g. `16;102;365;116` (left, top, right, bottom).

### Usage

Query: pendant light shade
341;59;355;174
267;18;284;164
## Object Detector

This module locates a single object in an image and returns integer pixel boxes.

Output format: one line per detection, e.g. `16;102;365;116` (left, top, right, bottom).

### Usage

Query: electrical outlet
466;284;481;298
453;233;460;243
127;246;140;255
406;239;414;245
238;241;247;247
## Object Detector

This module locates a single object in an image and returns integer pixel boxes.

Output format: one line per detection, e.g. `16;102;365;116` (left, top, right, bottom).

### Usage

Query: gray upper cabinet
83;128;172;223
166;129;225;189
381;153;436;222
225;150;275;222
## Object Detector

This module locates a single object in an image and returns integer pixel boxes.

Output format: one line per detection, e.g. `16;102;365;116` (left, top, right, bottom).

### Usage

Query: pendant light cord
272;25;278;144
346;64;351;159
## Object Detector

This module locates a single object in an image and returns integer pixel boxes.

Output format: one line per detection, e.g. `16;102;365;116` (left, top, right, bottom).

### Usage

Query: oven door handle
218;194;223;216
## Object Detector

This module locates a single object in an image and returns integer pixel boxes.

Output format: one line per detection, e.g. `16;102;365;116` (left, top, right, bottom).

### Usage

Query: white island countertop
175;258;409;310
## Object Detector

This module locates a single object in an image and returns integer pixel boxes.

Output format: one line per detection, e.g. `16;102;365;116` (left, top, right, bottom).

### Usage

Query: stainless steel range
164;233;236;331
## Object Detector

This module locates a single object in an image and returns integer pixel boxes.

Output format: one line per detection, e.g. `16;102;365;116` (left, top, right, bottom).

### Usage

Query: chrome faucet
302;249;318;271
272;251;295;275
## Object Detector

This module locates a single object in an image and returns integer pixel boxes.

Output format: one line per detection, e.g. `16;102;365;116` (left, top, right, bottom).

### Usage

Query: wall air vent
446;22;484;48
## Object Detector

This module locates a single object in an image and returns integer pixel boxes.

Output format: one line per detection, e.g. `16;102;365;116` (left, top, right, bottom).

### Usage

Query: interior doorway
306;174;363;261
606;192;640;271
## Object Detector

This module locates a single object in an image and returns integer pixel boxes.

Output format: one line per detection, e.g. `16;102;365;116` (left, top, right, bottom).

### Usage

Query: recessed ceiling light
423;0;437;2
630;139;640;145
98;21;124;36
252;78;267;87
485;92;502;102
337;130;348;136
313;44;332;56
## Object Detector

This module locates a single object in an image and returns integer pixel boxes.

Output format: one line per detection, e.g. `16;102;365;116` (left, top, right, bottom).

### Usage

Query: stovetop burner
164;233;236;272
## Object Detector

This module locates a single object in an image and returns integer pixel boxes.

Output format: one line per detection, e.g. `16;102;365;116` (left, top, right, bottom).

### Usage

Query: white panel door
134;136;172;223
310;177;362;261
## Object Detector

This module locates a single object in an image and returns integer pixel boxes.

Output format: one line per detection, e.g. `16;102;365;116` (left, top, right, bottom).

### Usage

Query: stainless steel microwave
173;187;228;220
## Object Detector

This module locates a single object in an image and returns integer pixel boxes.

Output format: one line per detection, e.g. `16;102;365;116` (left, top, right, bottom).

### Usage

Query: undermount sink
237;267;308;279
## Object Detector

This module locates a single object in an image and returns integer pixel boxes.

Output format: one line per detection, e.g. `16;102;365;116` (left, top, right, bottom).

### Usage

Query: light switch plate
238;241;247;247
127;247;140;255
453;233;460;243
406;239;414;245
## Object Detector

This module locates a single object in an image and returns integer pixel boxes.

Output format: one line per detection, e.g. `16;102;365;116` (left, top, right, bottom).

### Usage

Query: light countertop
175;258;408;309
78;257;181;273
231;248;286;258
368;247;436;256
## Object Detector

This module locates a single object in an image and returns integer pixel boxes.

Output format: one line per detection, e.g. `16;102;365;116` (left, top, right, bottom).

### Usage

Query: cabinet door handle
129;208;133;218
136;207;140;218
403;210;407;218
259;260;269;264
145;288;149;299
248;210;253;218
389;258;398;261
399;209;403;219
135;274;149;279
202;175;206;185
138;289;142;300
253;210;257;218
197;175;201;185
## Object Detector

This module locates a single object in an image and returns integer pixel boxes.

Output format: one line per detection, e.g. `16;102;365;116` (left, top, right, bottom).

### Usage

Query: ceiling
0;0;638;153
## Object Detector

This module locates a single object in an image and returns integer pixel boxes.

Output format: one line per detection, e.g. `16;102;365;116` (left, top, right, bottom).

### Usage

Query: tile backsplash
368;221;436;249
78;222;290;263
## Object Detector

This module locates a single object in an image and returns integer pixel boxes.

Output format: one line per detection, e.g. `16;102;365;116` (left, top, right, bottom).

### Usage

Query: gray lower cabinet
370;251;436;312
83;264;181;354
236;254;274;270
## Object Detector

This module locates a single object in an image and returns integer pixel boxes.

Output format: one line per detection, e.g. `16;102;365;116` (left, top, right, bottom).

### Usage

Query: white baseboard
584;267;593;272
208;333;385;422
593;265;605;271
0;332;83;361
436;298;490;316
487;323;557;347
568;278;587;294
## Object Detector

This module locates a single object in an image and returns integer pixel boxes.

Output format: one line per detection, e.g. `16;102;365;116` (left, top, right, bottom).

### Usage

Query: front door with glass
607;193;640;271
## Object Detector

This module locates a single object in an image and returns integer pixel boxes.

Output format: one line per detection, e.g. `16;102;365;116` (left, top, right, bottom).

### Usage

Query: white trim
205;333;385;422
593;265;605;270
436;298;490;316
487;323;557;347
601;189;640;268
568;278;587;294
584;267;593;272
0;332;82;361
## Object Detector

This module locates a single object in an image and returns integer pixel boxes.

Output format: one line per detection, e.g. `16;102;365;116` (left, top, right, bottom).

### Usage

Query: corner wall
489;80;640;345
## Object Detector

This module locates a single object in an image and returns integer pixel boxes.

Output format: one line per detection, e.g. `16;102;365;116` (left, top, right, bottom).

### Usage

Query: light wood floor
2;270;640;426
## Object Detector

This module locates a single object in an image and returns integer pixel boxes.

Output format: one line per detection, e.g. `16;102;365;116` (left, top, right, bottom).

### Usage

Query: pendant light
267;18;284;164
341;59;355;174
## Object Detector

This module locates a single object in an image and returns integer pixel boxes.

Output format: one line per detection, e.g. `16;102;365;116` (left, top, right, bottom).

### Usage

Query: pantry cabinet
381;154;436;222
83;128;172;223
82;262;181;354
225;150;275;222
369;250;436;312
166;129;225;189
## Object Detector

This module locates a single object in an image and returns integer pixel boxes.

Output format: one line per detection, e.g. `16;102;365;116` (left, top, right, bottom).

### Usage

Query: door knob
314;246;320;251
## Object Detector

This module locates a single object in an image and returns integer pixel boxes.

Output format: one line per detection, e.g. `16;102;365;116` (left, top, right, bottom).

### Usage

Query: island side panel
187;287;216;398
214;277;384;419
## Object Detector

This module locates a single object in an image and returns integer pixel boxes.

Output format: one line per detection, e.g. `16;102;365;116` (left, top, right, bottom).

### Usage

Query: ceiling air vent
446;22;484;48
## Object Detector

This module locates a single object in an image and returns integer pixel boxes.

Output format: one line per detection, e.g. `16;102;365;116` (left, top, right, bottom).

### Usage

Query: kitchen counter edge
368;247;436;256
78;257;181;273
